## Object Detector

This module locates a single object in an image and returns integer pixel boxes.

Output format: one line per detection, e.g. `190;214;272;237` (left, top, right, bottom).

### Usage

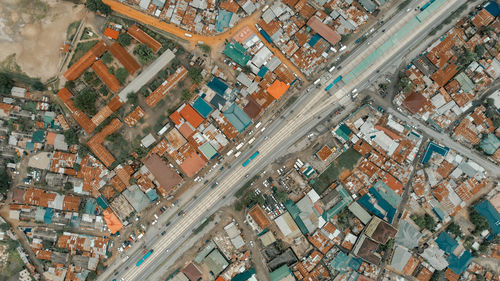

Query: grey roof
242;0;256;15
139;0;151;10
194;241;216;264
54;134;68;151
271;29;283;42
203;249;228;276
359;0;377;13
237;73;253;87
348;202;372;224
455;72;475;93
266;56;282;71
262;9;276;24
151;0;165;7
230;235;245;249
390;245;412;272
395;220;423;249
122;185;150;213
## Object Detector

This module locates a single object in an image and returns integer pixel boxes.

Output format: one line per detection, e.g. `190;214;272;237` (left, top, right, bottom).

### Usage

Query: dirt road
102;0;306;80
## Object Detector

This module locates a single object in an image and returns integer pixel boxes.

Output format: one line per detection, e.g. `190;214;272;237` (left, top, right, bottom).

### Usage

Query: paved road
106;1;475;280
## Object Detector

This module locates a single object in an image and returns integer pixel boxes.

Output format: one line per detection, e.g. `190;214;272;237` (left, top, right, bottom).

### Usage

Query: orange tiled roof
124;106;145;127
87;118;122;167
109;42;140;75
104;28;119;40
127;24;161;52
64;40;107;80
146;66;188;107
91;60;121;93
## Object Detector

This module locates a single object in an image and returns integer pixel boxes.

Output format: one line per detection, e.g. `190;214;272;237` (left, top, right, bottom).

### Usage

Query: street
101;1;500;280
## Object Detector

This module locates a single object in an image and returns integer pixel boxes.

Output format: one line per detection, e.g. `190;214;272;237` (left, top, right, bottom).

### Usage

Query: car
152;219;158;225
178;211;185;216
166;221;171;227
377;106;385;113
161;231;166;236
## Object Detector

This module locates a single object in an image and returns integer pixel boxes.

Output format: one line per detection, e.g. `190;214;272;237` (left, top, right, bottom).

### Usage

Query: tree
64;182;73;191
78;145;89;157
127;92;138;105
475;44;486;58
31;80;45;91
181;89;191;101
469;208;490;234
242;65;251;74
115;68;129;85
85;0;111;15
101;52;113;64
63;129;79;146
188;67;203;84
84;71;94;83
117;33;132;46
134;44;155;64
65;80;75;90
198;44;211;53
0;73;13;96
446;222;462;238
0;165;10;194
411;214;435;230
274;189;289;203
74;88;98;115
430;270;444;281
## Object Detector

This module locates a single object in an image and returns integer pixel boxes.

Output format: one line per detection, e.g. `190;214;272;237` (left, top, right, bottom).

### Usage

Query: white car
152;219;158;225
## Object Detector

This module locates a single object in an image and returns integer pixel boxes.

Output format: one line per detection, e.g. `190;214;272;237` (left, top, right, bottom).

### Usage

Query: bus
242;151;259;167
136;250;153;266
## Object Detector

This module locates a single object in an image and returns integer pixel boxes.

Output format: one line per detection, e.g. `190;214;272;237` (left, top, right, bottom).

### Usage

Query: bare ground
0;0;85;81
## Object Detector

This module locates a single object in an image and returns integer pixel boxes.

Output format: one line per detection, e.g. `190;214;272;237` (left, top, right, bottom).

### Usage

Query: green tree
0;165;10;194
127;92;138;105
242;65;251;74
64;182;73;191
117;33;132;46
63;129;79;146
198;44;211;53
74;88;98;115
84;71;94;83
31;80;45;91
188;67;203;84
469;208;490;234
475;44;486;58
274;189;289;203
85;0;111;15
181;89;191;101
101;52;113;64
134;44;155;64
65;80;75;90
446;222;462;237
78;145;89;157
0;73;13;96
115;67;129;85
430;270;444;281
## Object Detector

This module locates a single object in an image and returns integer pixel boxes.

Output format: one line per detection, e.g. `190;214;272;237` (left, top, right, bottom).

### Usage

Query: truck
333;75;342;84
313;78;321;85
185;33;193;38
136;250;153;266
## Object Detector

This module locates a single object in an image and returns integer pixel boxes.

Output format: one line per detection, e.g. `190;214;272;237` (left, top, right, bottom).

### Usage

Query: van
185;33;192;38
329;66;336;72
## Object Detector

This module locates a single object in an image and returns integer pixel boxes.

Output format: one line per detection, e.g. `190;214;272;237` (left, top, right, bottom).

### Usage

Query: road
101;1;481;281
102;0;306;80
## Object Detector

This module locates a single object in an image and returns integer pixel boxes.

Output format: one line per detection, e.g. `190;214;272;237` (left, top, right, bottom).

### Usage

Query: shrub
134;44;155;64
117;33;132;46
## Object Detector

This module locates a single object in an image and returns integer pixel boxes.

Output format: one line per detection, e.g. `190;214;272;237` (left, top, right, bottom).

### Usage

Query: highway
104;1;491;280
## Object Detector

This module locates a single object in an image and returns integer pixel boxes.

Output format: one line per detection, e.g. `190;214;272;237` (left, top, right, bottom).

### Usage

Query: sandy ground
0;0;85;81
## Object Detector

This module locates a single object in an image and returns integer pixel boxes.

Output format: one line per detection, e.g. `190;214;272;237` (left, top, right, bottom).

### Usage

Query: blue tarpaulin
259;29;273;43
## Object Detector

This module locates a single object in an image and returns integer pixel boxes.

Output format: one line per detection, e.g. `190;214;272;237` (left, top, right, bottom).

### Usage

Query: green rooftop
223;42;251;66
269;265;292;281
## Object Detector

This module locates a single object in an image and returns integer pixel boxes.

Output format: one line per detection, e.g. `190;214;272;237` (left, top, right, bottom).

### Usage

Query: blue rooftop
485;1;499;17
257;66;268;78
358;186;396;223
435;232;458;254
85;199;98;215
223;103;252;133
44;208;54;224
96;196;109;210
207;77;229;96
330;251;362;273
308;33;321;47
447;250;473;275
145;189;159;202
232;268;256;281
192;97;213;118
474;200;500;235
216;9;232;32
421;142;449;164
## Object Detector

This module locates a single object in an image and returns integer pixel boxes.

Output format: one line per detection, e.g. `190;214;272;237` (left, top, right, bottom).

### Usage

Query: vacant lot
0;0;85;80
312;148;362;194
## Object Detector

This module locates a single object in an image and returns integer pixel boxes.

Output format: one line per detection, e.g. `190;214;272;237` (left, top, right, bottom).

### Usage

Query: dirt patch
0;0;85;81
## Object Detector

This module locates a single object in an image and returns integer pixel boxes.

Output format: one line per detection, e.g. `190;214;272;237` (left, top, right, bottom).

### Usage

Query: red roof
402;92;427;114
91;60;121;93
109;42;140;75
307;16;341;46
267;80;290;100
57;88;96;134
179;104;204;128
64;40;107;80
145;66;188;107
180;153;206;177
169;111;182;126
127;24;161;52
87;118;122;167
104;28;119;40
